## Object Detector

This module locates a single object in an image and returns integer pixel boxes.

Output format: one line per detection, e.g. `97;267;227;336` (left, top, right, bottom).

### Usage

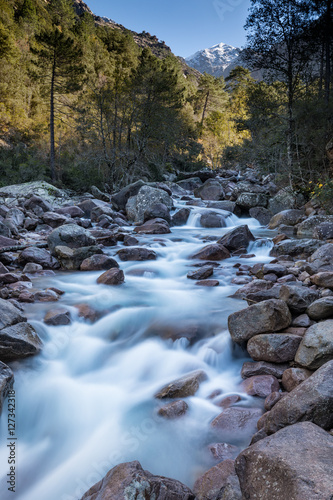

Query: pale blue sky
89;0;252;58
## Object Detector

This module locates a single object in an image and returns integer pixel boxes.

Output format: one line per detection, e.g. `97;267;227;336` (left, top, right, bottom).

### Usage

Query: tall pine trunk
50;52;56;181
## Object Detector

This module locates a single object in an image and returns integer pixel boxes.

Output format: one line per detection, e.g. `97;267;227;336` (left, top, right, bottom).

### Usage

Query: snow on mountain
185;42;241;77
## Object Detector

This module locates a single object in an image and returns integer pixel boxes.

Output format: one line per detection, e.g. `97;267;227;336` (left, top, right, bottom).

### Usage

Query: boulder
268;187;298;215
215;394;241;409
90;185;109;202
249;207;272;225
241;361;289;379
0;220;12;238
268;209;304;229
56;205;85;218
117;247;157;261
310;271;333;289
0;298;26;330
47;224;95;253
187;266;214;280
0;322;42;362
23;194;52;215
196;279;219;286
281;367;312;392
54;245;102;271
144;203;171;223
6;207;25;227
0;361;14;414
270;239;323;258
90;205;115;222
77;199;100;218
191;244;230;261
307;297;333;320
309;242;333;263
0;235;19;247
208;443;240;462
208;200;241;215
154;370;207;399
235;422;333;500
211;407;263;441
42;211;68;228
264;392;282;411
295;320;333;369
228;299;292;344
313;221;333;240
96;268;124;286
247;334;302;363
279;284;319;314
0;181;64;204
44;308;71;326
157;400;188;419
217;225;255;252
200;211;227;228
233;279;273;299
262;360;333;434
18;247;60;269
177;178;203;191
134;218;171;234
194;179;224;201
80;255;119;271
80;460;195;500
240;375;280;398
193;460;241;500
126;185;172;223
111;180;146;211
171;207;191;226
297;215;333;237
236;192;268;209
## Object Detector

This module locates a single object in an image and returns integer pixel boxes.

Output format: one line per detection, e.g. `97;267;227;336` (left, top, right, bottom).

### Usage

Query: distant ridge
185;42;241;77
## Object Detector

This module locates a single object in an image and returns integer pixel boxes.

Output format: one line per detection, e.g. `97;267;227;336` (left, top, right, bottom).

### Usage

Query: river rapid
0;203;274;500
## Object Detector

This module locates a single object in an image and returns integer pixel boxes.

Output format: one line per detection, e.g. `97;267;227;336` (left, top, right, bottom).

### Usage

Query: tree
194;73;228;131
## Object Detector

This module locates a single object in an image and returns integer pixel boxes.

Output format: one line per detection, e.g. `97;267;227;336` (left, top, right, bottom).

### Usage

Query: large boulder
211;407;263;441
240;375;280;398
18;247;60;269
235;422;333;500
268;187;299;215
236;192;268;209
241;361;289;379
0;322;42;362
191;244;230;261
310;271;333;288
111;180;146;211
247;334;302;363
270;239;324;258
193;459;241;500
96;268;124;286
295;320;333;369
0;181;64;204
228;299;292;344
279;284;319;314
307;297;333;320
117;247;157;261
42;211;68;228
200;211;227;228
262;360;333;435
194;179;224;201
126;186;173;224
134;218;171;234
297;215;333;237
80;255;119;271
0;298;26;329
268;209;304;229
249;207;272;225
154;370;207;399
23;194;52;215
171;207;191;226
0;361;14;414
144;203;171;223
54;246;102;271
309;242;333;263
80;460;195;500
217;225;255;252
313;221;333;240
47;224;96;253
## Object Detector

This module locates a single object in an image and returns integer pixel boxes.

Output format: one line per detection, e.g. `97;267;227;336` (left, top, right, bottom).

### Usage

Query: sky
89;0;252;58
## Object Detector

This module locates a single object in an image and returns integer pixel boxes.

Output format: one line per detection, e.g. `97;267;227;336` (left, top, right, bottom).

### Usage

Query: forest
0;0;332;198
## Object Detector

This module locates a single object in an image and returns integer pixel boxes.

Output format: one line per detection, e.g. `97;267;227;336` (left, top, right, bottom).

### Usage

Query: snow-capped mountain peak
185;42;241;77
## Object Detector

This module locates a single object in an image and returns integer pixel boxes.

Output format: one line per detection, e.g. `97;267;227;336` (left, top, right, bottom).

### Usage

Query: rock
228;299;292;344
270;239;323;258
54;245;102;271
95;233;117;247
268;209;304;229
33;289;59;302
0;262;9;274
117;247;157;261
309;242;333;263
134;218;171;234
196;279;220;286
0;361;14;414
215;394;241;409
236;192;268;209
126;185;173;223
90;205;114;222
313;221;333;240
241;375;280;398
194;179;224;201
80;460;195;500
0;322;42;362
297;215;333;237
80;255;119;271
6;207;25;227
178;169;216;183
154;370;207;399
77;199;100;218
56;205;85;218
91;185;109;202
177;178;203;191
281;367;312;391
292;313;313;327
0;181;64;204
310;271;333;289
264;392;282;411
247;334;302;363
96;268;124;286
48;224;95;254
211;407;263;440
193;460;241;500
208;443;240;462
191;244;230;261
157;400;188;419
18;247;60;269
217;225;255;252
42;211;68;228
171;207;191;226
24;217;38;231
187;266;213;280
111;180;146;211
235;422;333;500
241;361;289;379
200;211;227;228
233;279;273;299
249;207;272;225
307;297;333;320
123;235;139;246
144;203;171;223
44;308;71;326
0;235;18;247
23;194;52;215
295;320;333;369
262;360;333;434
208;200;241;215
0;298;26;330
74;304;101;323
279;284;319;314
268;187;298;214
0;220;12;238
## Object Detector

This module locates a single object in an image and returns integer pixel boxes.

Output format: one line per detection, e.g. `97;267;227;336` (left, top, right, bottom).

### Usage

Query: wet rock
281;367;312;392
247;334;302;363
117;247;157;261
228;299;292;344
171;207;191;226
217;225;255;252
194;179;224;201
236;192;268;209
33;289;59;302
80;255;119;271
42;211;68;228
96;268;124;286
295;320;333;369
123;235;139;246
155;370;207;399
0;298;26;329
208;443;240;462
297;215;333;237
44;308;71;326
215;394;241;409
47;224;95;254
241;361;289;379
80;460;195;500
208;200;241;215
191;244;230;261
249;207;272;225
95;233;117;247
54;245;103;271
56;205;85;218
279;284;319;314
307;296;333;320
313;221;333;240
200;211;227;228
144;203;171;223
193;459;242;500
157;400;188;419
268;209;304;229
310;271;333;289
196;279;219;287
0;361;14;414
18;247;60;270
240;375;280;398
74;303;101;323
0;322;42;362
264;392;282;411
270;239;323;258
134;218;171;234
211;407;263;440
126;185;173;223
187;266;213;280
262;360;333;434
235;422;333;500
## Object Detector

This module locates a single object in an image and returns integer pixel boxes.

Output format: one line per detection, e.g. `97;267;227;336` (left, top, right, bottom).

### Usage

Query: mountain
185;43;241;77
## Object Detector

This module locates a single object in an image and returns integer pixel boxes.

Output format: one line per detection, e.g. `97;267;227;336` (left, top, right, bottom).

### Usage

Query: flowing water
0;203;274;500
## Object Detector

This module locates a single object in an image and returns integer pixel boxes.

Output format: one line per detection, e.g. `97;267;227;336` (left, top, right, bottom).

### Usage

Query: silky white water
0;212;274;500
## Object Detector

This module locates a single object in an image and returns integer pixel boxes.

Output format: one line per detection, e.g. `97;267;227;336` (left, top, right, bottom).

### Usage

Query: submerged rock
0;322;42;362
155;370;207;399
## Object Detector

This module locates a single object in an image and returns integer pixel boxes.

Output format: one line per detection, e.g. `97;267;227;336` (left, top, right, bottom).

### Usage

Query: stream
0;203;274;500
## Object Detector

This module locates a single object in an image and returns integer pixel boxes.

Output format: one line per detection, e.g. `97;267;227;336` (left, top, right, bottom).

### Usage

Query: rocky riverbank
0;171;332;499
